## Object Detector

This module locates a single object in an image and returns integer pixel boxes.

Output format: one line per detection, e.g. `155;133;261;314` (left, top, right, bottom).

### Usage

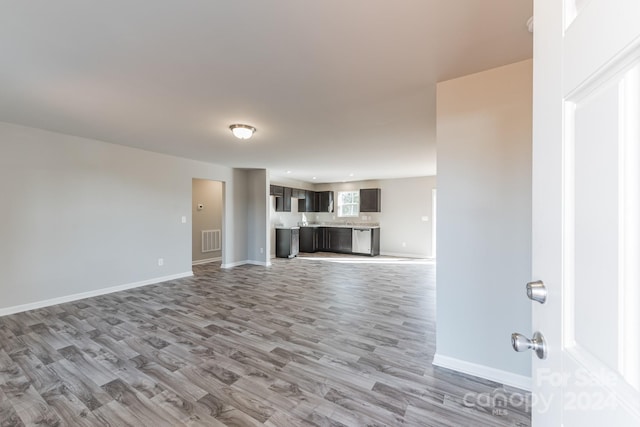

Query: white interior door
532;0;640;425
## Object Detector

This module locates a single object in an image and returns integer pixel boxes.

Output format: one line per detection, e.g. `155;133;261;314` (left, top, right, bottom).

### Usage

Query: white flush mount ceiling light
229;124;256;140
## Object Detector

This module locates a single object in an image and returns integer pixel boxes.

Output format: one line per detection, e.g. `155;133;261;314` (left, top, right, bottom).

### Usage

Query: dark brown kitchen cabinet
326;227;352;253
270;185;284;197
299;227;313;252
299;227;322;252
298;190;316;212
300;226;330;252
276;187;292;212
371;228;380;256
292;188;306;199
298;192;307;212
301;226;378;256
315;191;334;213
359;188;381;212
276;228;299;258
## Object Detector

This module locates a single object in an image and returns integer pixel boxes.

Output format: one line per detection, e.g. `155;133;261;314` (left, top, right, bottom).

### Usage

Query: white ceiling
0;0;532;183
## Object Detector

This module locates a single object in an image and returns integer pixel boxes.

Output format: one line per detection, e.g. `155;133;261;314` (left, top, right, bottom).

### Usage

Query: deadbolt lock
526;280;547;304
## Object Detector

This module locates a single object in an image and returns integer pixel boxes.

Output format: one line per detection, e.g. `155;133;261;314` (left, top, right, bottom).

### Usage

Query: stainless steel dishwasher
352;227;372;255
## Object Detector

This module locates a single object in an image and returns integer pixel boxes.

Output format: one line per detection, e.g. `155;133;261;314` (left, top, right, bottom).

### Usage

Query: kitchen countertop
275;224;380;229
298;224;380;229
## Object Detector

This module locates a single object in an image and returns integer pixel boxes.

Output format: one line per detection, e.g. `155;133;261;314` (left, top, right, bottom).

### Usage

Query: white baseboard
221;260;271;268
0;271;193;317
220;260;248;268
380;251;431;259
246;260;271;267
432;353;532;391
192;257;221;266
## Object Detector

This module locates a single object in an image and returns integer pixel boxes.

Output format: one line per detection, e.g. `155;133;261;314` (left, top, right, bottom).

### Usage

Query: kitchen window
337;191;359;217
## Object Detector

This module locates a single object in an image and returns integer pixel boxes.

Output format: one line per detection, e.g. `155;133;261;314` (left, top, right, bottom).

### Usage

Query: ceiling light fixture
229;124;256;140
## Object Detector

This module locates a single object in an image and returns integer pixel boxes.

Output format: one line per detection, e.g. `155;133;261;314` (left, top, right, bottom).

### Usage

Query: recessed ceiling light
312;177;317;180
349;173;354;177
229;124;256;140
286;171;292;174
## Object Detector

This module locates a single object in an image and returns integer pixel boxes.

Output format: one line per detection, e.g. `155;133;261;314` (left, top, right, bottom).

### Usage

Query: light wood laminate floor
0;254;531;426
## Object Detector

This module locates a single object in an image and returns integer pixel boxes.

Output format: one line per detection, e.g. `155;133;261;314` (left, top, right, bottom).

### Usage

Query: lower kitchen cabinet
299;227;315;252
371;228;380;256
300;227;324;252
276;228;299;258
326;227;352;253
299;226;378;256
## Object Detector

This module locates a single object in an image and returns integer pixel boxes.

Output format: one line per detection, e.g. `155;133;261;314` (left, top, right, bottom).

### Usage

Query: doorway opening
432;188;437;258
192;179;224;266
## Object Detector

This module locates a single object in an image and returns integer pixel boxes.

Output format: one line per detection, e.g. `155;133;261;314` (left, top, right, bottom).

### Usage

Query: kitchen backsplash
270;197;380;228
269;197;301;228
271;212;380;229
314;212;379;225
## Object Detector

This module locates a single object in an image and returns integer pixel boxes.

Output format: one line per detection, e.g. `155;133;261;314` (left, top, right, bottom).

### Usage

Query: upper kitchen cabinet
292;188;306;199
299;190;316;212
276;187;292;212
271;186;334;213
270;185;284;197
315;191;334;213
359;188;381;212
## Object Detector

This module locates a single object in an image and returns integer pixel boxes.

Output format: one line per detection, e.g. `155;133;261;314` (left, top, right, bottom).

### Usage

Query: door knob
526;280;547;303
511;331;547;359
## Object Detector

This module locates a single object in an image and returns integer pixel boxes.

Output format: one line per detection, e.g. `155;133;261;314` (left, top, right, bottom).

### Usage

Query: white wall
192;179;223;263
435;59;533;388
0;121;253;313
228;169;249;266
246;169;269;265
